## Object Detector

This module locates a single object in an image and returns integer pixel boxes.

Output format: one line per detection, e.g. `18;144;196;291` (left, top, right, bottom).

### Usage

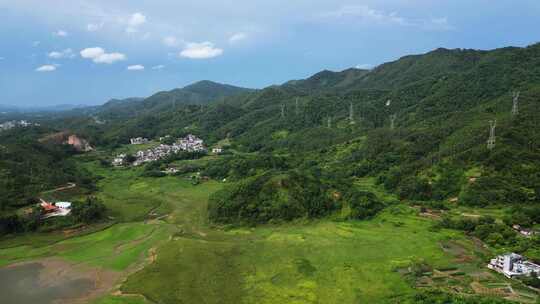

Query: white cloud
126;12;146;33
80;47;104;58
53;30;68;37
80;47;126;64
93;53;126;64
355;63;374;70
87;22;104;32
32;41;41;47
229;32;247;44
320;5;407;25
163;36;180;47
48;48;75;59
423;17;455;31
127;64;145;71
152;65;165;70
180;42;223;59
319;5;453;31
36;65;57;72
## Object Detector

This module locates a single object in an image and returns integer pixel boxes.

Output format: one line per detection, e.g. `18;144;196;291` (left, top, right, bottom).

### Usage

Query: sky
0;0;540;107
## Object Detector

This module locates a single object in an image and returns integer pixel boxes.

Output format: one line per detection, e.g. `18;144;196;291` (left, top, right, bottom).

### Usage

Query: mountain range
3;42;540;211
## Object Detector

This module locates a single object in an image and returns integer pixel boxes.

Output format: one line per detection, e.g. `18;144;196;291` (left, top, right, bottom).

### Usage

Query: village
0;120;39;132
113;134;208;167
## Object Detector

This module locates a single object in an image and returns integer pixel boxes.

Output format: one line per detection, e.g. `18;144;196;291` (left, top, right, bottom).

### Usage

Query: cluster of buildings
512;224;538;237
488;253;540;279
39;199;72;219
0;120;39;131
113;134;206;167
130;137;149;145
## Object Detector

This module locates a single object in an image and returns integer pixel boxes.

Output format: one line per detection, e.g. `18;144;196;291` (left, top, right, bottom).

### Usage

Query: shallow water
0;262;94;304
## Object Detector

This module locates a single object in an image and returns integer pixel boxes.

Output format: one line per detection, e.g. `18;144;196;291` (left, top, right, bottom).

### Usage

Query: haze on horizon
0;0;539;107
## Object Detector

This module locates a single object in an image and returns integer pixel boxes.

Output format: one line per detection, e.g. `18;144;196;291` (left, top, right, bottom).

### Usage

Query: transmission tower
281;104;286;119
512;91;520;116
487;120;497;150
295;97;300;115
349;102;355;124
327;116;332;128
390;114;397;130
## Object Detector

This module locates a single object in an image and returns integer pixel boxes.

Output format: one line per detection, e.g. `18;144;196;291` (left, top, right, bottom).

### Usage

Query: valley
1;150;537;303
2;42;540;303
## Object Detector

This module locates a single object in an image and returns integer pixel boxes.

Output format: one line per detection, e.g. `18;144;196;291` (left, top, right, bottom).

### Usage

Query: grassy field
1;155;532;303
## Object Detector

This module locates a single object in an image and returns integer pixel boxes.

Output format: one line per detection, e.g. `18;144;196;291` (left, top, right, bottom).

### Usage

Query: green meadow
0;159;515;303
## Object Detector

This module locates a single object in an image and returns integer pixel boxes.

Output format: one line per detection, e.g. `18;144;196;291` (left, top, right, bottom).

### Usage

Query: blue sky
0;0;539;107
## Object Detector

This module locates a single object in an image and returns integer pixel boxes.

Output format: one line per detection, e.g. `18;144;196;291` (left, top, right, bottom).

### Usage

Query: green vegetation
3;43;540;303
0;127;96;210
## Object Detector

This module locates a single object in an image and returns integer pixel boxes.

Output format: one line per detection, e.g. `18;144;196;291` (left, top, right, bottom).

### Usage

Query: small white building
164;167;179;174
212;147;223;154
512;224;537;237
130;137;149;145
488;253;540;278
55;202;72;209
112;153;126;166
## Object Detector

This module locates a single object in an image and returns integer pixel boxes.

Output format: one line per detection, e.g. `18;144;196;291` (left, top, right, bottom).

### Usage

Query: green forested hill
100;80;253;119
23;43;540;219
0;127;95;210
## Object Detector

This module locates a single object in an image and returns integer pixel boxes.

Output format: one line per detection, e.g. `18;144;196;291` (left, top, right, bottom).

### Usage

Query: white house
212;147;223;154
55;202;72;209
112;153;126;166
130;137;149;145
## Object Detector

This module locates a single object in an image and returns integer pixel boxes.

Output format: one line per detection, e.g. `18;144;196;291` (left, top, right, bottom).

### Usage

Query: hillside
16;43;540;213
99;80;253;118
0;127;96;210
2;43;540;304
66;43;540;210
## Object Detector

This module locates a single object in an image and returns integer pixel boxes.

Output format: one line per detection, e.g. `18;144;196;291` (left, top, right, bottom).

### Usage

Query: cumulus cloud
152;65;165;70
180;42;223;59
36;65;57;72
127;64;145;71
87;22;104;32
48;48;75;59
229;32;247;44
80;47;126;64
126;12;146;33
163;36;180;47
53;30;68;37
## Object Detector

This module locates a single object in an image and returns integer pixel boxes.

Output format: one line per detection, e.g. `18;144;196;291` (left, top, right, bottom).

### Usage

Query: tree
72;197;106;223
